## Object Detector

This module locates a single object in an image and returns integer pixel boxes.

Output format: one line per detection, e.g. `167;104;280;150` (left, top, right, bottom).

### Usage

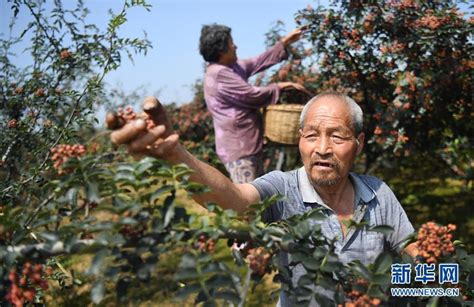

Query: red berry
8;119;18;128
23;288;35;302
19;277;27;286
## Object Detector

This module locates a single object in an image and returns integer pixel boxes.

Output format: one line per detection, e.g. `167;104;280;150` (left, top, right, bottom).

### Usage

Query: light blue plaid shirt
251;167;414;306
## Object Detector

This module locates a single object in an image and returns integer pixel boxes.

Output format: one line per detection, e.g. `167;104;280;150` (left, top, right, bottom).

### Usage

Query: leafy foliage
1;0;473;306
293;0;473;175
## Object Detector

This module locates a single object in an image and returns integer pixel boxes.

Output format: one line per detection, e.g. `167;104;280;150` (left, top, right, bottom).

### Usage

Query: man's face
299;96;364;187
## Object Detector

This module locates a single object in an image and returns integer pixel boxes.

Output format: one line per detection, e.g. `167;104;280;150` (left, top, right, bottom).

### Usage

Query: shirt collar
297;167;375;206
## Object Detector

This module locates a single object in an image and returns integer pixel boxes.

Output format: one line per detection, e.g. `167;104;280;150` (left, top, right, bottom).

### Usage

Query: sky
0;0;323;105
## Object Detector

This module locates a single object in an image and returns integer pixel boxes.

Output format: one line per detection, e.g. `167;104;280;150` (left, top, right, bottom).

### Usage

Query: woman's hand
277;82;313;96
280;27;305;47
107;96;180;160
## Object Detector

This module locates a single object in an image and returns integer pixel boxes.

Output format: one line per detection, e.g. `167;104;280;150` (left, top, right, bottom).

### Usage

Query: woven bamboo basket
264;104;304;145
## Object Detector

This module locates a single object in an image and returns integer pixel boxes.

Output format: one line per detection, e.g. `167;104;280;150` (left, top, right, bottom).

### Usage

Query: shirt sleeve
250;170;287;223
238;41;288;78
379;183;415;252
216;68;280;109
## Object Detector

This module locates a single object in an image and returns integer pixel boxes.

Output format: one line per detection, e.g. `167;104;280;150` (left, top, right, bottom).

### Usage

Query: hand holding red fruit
107;97;179;161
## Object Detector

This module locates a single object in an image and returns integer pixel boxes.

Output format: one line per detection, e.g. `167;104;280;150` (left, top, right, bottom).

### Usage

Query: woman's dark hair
199;24;232;62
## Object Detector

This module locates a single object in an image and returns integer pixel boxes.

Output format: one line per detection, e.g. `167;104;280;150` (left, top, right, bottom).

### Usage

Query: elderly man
110;91;417;305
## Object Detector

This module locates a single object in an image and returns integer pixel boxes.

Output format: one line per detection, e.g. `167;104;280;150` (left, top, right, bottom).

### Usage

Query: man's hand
280;26;305;47
108;96;179;160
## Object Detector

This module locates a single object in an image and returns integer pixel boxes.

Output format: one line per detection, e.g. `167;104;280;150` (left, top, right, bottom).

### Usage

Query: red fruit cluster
389;0;419;10
35;88;45;97
245;247;271;276
413;11;456;30
345;279;381;307
6;262;51;306
14;87;24;95
169;102;211;135
195;235;216;253
344;295;381;307
117;106;156;130
50;144;86;174
416;222;456;263
60;49;72;60
8;119;17;129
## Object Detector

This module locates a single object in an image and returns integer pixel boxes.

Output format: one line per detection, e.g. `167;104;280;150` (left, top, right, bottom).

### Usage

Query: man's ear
356;133;365;155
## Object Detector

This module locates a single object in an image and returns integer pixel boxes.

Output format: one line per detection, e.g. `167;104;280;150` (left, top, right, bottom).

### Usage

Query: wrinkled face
299;97;364;187
219;38;237;65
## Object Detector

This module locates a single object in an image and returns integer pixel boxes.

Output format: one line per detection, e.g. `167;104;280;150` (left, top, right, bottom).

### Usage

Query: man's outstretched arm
109;96;260;214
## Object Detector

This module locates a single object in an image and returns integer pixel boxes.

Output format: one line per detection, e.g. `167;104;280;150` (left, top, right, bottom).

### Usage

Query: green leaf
368;225;394;235
116;165;135;173
91;279;105;304
202;263;223;274
290;251;308;264
205;275;235;289
297;275;314;287
136;159;154;174
88;249;108;276
86;182;100;203
320;253;340;273
121;217;137;225
342;219;368;230
350;260;372;280
266;226;287;237
313;246;328;258
150;185;175;203
456;248;467;260
179;254;197;268
175;268;199;280
366;285;384;298
231;249;244;266
314;292;334;306
294;285;313;298
371;274;391;286
38;232;58;243
176;283;201;300
302;257;321;271
280;234;294;250
316;274;336;291
66;187;79;207
114;172;136;182
293;220;312;239
307;209;326;221
163;204;175;228
374;252;392;274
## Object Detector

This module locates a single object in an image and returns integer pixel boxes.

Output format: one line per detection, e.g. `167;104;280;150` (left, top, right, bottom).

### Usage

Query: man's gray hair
299;91;364;135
